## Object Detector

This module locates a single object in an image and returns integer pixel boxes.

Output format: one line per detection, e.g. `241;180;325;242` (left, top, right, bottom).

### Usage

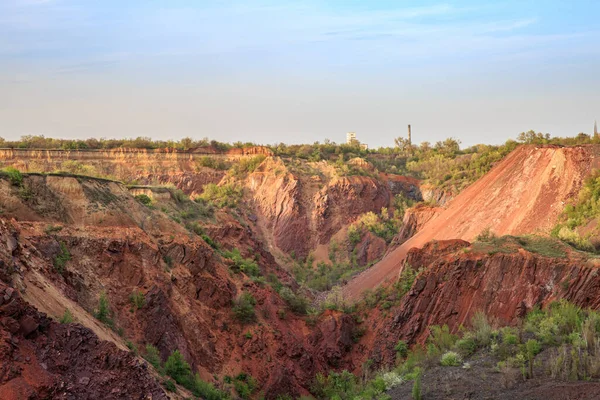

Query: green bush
3;167;23;186
229;155;266;176
44;224;63;234
232;292;256;323
395;264;420;297
395;340;409;358
440;351;462;366
455;336;477;357
233;373;257;400
222;249;260;277
196;156;228;171
163;380;176;392
190;373;228;400
347;225;362;247
94;291;112;326
471;312;492;346
129;290;145;310
165;350;192;385
53;241;71;275
279;287;309;314
134;194;152;206
144;344;163;372
428;325;458;352
412;370;422;400
199;183;243;208
60;309;73;324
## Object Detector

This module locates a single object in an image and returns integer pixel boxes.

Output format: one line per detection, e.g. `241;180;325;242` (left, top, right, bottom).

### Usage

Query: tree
394;137;413;154
164;350;192;384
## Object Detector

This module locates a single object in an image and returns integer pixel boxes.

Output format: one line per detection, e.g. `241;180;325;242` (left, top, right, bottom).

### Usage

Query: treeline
0;135;256;151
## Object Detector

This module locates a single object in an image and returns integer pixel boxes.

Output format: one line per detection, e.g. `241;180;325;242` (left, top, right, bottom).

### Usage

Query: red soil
345;145;600;300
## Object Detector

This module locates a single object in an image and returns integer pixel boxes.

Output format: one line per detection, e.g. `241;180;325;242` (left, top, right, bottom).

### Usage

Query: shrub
94;291;112;326
201;234;219;249
129;290;145;310
412;370;422;400
195;156;228;171
165;350;192;385
428;325;458;352
381;371;404;390
476;227;496;242
60;309;73;324
191;373;228;400
222;249;260;277
279;287;309;314
134;194;152;206
229;155;266;176
232;292;256;323
395;340;409;358
199;183;243;208
44;224;63;234
471;311;492;346
395;264;420;297
233;373;257;400
3;167;23;186
347;224;362;247
53;241;71;275
163;380;176;392
144;344;163;372
440;351;462;366
126;340;138;354
455;336;477;357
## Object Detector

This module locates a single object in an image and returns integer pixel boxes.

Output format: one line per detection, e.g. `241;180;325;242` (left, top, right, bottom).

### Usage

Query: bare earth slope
345;145;600;299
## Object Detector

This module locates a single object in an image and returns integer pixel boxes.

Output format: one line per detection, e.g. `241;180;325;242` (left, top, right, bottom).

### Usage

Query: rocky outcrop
0;280;167;400
419;183;453;206
365;239;600;368
388;205;442;252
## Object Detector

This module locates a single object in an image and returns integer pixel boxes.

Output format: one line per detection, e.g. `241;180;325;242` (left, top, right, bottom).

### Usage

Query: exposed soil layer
345;145;600;300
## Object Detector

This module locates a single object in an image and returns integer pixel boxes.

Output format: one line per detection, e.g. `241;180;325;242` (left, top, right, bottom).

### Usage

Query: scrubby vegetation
2;166;23;186
60;309;73;324
292;255;365;292
222;249;260;277
53;241;72;274
229;155;266;176
347;208;402;245
94;291;113;327
232;292;257;324
381;301;600;398
310;369;392;400
129;290;145;311
134;194;152;206
552;169;600;252
198;183;243;208
160;349;229;399
473;233;569;258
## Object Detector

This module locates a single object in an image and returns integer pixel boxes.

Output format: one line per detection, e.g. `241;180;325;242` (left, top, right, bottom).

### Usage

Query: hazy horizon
2;0;599;148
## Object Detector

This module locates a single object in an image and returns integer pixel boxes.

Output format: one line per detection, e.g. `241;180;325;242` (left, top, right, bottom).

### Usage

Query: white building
346;132;357;145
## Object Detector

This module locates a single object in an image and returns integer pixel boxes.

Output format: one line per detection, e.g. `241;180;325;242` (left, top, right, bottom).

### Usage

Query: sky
1;0;599;148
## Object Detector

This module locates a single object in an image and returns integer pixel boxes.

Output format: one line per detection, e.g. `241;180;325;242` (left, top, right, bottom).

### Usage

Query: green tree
164;350;192;384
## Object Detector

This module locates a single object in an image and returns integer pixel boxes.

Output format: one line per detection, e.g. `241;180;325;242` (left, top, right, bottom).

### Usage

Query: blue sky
1;0;599;147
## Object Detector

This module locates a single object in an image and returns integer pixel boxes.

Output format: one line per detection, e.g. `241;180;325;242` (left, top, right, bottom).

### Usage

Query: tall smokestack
407;124;412;146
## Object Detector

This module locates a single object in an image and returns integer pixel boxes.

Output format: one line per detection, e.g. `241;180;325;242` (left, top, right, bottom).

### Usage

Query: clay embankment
345;145;600;300
0;147;272;197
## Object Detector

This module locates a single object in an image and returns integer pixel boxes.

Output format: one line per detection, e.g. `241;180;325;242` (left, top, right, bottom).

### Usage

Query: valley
2;139;600;399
